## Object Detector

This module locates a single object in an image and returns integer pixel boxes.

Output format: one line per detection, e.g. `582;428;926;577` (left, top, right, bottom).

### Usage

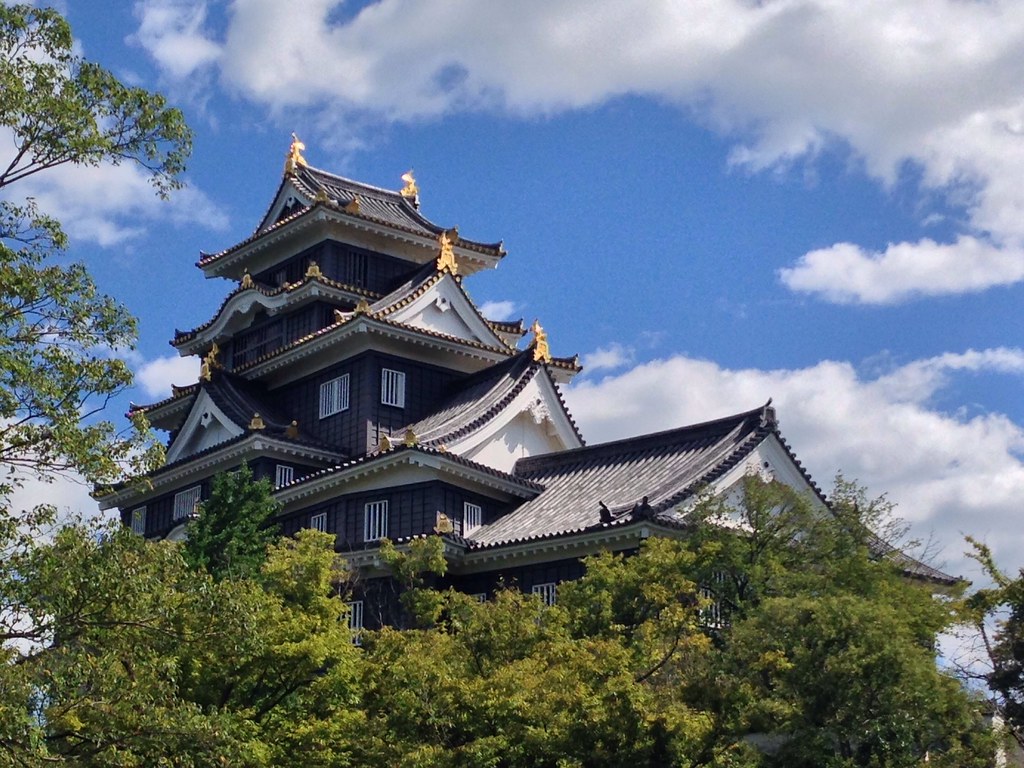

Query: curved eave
289;164;504;253
274;444;544;508
173;276;380;352
199;201;502;279
97;433;346;509
235;313;515;379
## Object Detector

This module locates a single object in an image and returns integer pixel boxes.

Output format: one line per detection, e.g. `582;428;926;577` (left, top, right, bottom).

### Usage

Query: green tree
182;463;281;580
0;3;191;496
0;510;362;767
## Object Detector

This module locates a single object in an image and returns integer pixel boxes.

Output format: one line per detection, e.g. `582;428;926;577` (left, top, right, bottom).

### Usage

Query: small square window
310;511;327;533
130;506;146;536
380;368;406;408
347;600;364;645
173;486;201;521
532;582;558;607
364;500;388;542
275;464;294;488
463;502;482;535
319;374;350;418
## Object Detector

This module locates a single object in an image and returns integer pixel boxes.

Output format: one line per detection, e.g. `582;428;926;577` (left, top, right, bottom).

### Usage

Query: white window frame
380;368;406;408
310;511;328;533
275;464;294;488
130;506;146;536
347;600;364;645
364;500;388;542
532;582;558;607
173;486;201;521
319;374;350;418
700;571;728;629
463;502;482;535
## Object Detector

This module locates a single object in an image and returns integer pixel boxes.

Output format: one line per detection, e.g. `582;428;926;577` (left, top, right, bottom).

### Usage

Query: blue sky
9;0;1024;581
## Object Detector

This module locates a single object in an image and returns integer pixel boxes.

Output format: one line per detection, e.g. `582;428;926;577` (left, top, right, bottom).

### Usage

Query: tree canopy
0;3;192;496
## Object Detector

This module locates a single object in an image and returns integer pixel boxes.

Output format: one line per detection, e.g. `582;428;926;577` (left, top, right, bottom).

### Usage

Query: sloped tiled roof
470;405;777;548
408;351;584;447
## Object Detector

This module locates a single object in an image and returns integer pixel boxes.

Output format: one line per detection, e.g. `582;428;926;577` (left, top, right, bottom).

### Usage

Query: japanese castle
100;138;952;627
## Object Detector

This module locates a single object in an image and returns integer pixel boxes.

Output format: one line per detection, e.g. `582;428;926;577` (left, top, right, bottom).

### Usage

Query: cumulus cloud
780;236;1024;304
565;348;1024;578
135;355;200;399
478;300;519;321
581;343;635;374
130;0;1024;302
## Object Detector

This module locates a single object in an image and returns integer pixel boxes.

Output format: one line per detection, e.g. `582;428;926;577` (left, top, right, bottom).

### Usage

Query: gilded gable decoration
354;298;371;314
436;229;459;275
199;342;220;382
344;196;361;214
249;413;266;430
530;320;552;363
314;186;331;203
400;170;419;199
240;270;254;290
285;420;299;439
403;428;418;447
378;433;393;452
284;132;307;174
434;512;454;535
333;308;347;324
305;261;323;279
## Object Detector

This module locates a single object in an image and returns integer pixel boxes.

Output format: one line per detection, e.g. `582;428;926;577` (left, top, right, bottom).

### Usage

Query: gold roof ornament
436;229;458;275
530;319;551;363
199;342;220;382
333;308;347;324
434;512;454;535
284;132;307;174
403;428;418;447
249;413;266;430
437;443;448;453
399;170;419;199
305;260;322;279
344;196;361;214
240;270;255;290
314;186;330;203
353;297;371;314
378;433;393;452
285;420;299;439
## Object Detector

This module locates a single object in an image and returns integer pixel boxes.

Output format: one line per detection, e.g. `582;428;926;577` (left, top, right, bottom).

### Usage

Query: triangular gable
448;369;583;474
384;272;511;351
165;389;246;464
255;176;311;235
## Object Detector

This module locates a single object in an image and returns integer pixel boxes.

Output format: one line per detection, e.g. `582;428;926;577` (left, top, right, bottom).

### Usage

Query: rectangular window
130;506;146;536
319;374;350;418
700;571;729;629
364;500;388;542
173;486;201;521
310;511;327;533
380;368;406;408
275;464;294;488
532;582;558;607
463;502;482;535
347;600;364;645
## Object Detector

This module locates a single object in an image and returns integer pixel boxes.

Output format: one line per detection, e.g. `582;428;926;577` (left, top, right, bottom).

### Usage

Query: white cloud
130;0;221;80
478;300;519;321
780;236;1024;304
135;354;199;399
131;0;1024;303
565;348;1024;579
8;158;229;247
581;343;635;373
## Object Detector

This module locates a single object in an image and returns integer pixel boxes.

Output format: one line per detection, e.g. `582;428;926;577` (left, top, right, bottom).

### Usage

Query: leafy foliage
182;463;281;580
0;4;192;496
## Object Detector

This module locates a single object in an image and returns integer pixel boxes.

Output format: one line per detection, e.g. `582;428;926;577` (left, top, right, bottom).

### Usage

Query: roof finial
199;342;220;382
403;428;418;447
305;260;322;279
530;319;551;363
400;169;419;199
436;229;458;275
434;512;454;535
240;269;255;290
284;132;307;174
249;413;266;430
344;196;361;214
